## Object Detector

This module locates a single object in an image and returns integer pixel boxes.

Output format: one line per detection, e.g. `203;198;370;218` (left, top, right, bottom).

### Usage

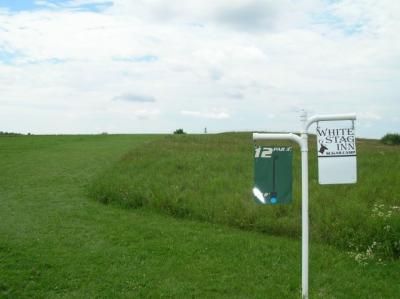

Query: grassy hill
1;134;399;298
89;133;400;261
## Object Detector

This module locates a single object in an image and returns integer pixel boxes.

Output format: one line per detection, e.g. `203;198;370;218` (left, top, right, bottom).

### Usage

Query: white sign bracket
252;111;357;299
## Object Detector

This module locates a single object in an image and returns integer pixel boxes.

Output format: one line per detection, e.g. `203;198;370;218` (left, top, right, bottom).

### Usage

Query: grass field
89;133;400;261
1;134;400;298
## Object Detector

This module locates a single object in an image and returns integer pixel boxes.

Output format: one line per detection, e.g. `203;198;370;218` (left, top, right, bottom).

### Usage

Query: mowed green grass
90;133;400;260
1;134;399;298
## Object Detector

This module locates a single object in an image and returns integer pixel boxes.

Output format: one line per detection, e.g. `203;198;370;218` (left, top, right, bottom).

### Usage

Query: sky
0;0;399;137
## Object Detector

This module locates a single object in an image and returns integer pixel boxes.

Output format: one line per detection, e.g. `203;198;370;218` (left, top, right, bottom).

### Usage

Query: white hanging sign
316;121;357;184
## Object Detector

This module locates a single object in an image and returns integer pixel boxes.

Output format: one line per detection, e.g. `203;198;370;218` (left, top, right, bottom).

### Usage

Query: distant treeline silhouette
381;133;400;145
0;131;26;136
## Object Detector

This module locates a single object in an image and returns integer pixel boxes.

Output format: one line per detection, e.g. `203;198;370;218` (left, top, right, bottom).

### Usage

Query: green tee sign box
253;146;293;205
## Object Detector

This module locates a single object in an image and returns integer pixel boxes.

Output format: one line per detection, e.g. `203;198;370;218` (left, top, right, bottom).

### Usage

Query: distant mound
89;133;400;259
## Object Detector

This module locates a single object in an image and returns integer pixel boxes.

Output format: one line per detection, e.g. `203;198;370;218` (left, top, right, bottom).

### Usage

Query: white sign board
316;121;357;184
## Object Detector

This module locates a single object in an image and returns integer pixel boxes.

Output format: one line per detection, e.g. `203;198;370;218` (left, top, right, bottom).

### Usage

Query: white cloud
112;93;156;103
181;109;230;120
0;0;399;137
358;112;382;121
109;105;161;120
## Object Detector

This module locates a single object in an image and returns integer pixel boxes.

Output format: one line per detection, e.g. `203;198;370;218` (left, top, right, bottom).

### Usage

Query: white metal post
253;131;307;297
301;148;309;299
300;110;309;299
252;111;356;299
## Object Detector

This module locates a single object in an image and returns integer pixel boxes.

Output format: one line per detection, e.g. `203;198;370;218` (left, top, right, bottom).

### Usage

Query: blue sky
0;0;112;12
0;0;41;12
0;48;18;64
0;0;399;137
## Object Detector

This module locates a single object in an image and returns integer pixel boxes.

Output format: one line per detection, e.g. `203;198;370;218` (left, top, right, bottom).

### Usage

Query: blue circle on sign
270;197;277;204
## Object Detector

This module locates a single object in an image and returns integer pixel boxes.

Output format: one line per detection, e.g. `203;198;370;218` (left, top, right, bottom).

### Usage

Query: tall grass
88;133;400;259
